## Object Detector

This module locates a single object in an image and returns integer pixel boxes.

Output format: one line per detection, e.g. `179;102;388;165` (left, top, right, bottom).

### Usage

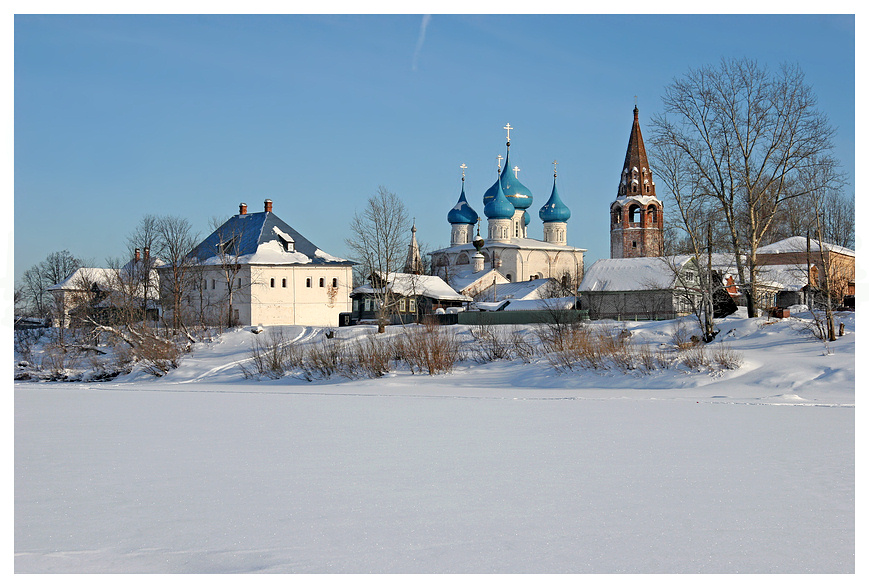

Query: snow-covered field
14;310;855;574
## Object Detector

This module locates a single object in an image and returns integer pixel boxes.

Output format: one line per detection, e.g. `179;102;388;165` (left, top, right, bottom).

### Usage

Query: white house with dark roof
164;199;353;327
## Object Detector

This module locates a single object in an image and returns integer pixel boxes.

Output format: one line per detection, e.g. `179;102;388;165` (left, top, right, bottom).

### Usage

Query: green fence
454;309;589;325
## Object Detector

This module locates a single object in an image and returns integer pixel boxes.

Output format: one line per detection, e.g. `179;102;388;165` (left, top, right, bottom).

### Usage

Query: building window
632;241;637;248
332;278;338;288
408;298;416;312
211;279;216;289
306;277;312;288
238;277;242;288
319;277;325;287
353;299;359;311
399;298;406;312
282;278;287;288
506;273;513;282
270;278;275;288
364;298;372;312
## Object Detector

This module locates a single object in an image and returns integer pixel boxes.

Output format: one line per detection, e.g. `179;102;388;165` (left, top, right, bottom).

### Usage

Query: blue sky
12;12;856;283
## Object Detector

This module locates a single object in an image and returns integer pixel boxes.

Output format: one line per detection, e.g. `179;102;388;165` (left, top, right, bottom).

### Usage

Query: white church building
430;124;586;296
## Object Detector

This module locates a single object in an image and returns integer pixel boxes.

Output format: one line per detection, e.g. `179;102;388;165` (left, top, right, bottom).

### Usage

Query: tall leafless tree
155;215;199;334
345;186;410;332
651;58;844;317
19;250;82;320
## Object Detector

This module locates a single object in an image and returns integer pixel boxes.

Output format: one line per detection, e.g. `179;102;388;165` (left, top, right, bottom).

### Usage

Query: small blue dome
447;184;478;225
539;178;571;223
484;177;515;220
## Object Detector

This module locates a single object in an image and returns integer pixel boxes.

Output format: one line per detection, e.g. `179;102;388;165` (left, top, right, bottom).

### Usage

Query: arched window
629;204;642;224
506;273;513;282
319;277;325;287
647;205;657;223
270;278;275;288
612;206;622;224
456;252;470;265
306;277;312;288
332;278;338;288
282;278;287;288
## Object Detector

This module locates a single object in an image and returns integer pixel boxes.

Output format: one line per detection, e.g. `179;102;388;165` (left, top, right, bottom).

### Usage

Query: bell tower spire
610;105;664;258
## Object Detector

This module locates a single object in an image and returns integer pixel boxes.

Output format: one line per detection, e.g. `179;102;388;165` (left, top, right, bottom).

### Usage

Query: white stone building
164;199;353;327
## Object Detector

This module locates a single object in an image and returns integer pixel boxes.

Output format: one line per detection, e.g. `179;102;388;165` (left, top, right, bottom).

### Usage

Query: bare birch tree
155;215;199;334
651;58;843;317
345;186;410;333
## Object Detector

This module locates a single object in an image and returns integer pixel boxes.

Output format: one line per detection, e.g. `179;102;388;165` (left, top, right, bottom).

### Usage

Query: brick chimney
239;202;248;215
264;199;273;213
143;247;150;261
135;248;141;262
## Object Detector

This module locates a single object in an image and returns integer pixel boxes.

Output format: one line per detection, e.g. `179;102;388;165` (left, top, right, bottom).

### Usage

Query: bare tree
125;215;161;321
651;58;843;317
207;216;247;329
155;215;199;334
18;250;82;321
345;186;410;333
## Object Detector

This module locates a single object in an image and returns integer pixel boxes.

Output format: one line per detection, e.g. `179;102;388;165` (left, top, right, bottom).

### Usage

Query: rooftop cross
460;163;467;179
552;159;558;177
513;165;520;177
503;123;513;142
496;154;503;171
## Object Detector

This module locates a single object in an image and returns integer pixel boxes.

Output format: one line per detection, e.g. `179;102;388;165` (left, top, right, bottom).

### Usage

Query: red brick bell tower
610;106;664;258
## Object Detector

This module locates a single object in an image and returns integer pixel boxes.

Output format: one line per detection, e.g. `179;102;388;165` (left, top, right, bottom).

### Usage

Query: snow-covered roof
47;267;161;305
447;267;507;293
579;256;695;293
476;277;557;301
753;264;811;291
756;236;854;258
49;267;159;292
188;211;352;267
352;273;471;302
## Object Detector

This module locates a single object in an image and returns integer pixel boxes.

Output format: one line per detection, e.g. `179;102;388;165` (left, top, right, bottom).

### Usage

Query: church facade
430;125;586;294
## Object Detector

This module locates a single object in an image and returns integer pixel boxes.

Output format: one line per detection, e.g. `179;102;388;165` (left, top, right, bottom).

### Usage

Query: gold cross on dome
503;123;513;142
553;159;558;176
460;163;467;178
513;166;520;177
496;154;503;171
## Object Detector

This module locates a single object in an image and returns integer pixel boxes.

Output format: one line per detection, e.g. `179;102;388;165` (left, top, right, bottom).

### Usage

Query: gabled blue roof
188;210;351;265
539;178;571;223
447;184;479;225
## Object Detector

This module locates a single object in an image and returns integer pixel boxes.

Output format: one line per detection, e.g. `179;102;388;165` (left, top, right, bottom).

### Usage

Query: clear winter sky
11;9;857;284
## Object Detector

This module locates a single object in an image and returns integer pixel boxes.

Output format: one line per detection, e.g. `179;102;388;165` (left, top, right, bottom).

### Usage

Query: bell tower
610;106;664;258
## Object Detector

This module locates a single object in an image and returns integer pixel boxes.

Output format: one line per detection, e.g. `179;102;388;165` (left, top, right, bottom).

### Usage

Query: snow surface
14;310;855;574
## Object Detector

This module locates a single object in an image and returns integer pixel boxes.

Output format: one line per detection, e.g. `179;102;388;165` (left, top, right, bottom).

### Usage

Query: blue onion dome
539;176;571;222
447;184;478;225
482;175;501;206
499;150;533;210
484;176;515;220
